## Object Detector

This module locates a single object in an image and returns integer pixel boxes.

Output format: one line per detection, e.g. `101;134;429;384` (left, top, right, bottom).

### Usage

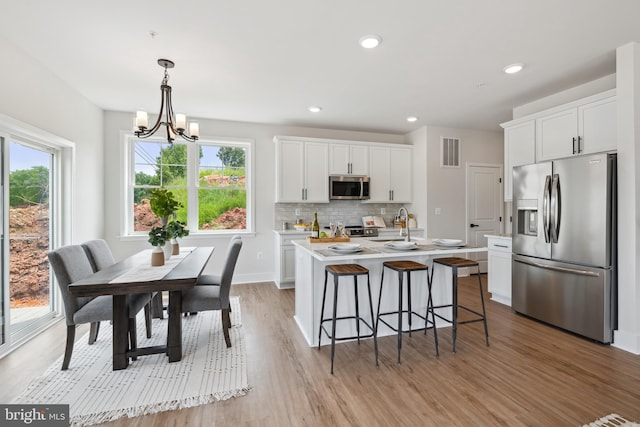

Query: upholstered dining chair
180;237;242;347
48;244;152;370
81;239;153;338
195;235;242;288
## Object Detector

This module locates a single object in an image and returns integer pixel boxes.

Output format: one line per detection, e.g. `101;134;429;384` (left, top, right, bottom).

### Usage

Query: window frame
123;133;255;238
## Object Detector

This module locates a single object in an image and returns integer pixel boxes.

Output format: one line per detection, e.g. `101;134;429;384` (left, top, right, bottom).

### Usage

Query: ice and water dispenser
515;199;538;237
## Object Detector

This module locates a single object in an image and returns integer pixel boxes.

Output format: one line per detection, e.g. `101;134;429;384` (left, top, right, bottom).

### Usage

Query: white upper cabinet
275;138;329;203
369;145;412;202
536;90;616;162
328;144;369;176
502;119;536;201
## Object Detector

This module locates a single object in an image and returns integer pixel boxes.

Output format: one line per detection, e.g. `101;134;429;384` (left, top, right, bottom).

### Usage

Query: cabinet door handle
572;137;577;154
578;135;582;153
470;223;479;228
494;244;509;248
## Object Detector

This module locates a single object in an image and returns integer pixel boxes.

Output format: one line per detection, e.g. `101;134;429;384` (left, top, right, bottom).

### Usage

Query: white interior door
466;164;503;273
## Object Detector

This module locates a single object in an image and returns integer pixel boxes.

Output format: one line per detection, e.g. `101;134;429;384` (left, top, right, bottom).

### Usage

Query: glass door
4;139;56;345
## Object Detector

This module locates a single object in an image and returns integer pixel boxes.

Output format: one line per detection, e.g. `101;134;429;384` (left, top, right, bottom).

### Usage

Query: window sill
118;231;256;242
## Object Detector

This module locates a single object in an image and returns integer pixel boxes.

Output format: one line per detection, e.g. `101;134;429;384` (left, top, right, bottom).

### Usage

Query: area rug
583;414;640;427
12;297;250;426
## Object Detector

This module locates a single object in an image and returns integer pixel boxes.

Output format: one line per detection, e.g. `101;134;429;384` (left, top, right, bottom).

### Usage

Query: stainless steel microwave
329;175;370;200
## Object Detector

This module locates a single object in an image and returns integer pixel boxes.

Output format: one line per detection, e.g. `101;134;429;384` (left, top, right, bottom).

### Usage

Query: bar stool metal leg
354;274;361;344
396;269;403;364
366;274;379;366
426;269;439;357
477;265;489;346
452;265;459;353
330;272;339;374
318;269;329;350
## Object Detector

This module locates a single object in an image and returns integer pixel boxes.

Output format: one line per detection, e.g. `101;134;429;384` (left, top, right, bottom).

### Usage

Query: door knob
470;223;479;228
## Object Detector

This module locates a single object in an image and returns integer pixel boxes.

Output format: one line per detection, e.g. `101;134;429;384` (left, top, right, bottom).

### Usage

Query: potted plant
166;220;189;255
149;188;182;225
148;225;170;266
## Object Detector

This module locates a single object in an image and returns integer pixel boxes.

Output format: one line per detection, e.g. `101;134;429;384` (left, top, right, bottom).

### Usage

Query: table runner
109;247;194;284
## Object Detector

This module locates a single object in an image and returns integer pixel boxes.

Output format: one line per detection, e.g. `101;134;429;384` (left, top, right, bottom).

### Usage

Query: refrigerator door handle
514;257;600;277
542;175;551;243
550;173;561;243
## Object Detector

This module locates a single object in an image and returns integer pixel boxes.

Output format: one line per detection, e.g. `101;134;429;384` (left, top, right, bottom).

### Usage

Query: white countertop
484;234;512;241
292;237;486;261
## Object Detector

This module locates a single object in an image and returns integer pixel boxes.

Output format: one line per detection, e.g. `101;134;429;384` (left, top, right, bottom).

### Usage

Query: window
126;136;253;235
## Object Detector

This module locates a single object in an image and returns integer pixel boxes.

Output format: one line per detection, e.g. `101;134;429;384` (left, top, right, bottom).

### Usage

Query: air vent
441;137;460;167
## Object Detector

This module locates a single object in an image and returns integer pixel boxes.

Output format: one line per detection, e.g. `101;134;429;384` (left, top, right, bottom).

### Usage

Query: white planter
151;246;165;266
163;242;172;260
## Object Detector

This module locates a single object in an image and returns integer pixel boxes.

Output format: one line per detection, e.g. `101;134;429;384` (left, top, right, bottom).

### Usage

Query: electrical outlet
295;208;301;216
257;252;263;259
380;208;385;215
435;208;441;215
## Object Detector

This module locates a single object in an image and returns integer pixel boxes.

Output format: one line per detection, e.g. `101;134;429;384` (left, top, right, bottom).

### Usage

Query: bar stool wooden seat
376;260;438;364
430;257;489;352
318;264;379;374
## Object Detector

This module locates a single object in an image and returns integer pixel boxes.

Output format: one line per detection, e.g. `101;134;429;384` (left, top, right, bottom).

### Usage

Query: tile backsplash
274;202;413;230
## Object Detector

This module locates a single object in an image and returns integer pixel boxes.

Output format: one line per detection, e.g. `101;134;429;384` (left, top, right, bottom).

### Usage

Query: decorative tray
307;236;350;243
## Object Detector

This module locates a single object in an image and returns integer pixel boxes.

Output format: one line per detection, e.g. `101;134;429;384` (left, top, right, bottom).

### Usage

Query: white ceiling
2;0;639;134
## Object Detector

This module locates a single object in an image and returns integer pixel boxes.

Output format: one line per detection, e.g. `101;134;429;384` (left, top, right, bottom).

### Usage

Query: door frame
0;114;75;358
465;162;503;274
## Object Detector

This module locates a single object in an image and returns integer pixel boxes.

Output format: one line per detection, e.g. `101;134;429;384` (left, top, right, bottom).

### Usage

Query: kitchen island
292;238;487;347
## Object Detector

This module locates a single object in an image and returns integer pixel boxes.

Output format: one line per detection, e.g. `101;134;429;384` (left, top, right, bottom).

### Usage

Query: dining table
69;246;215;370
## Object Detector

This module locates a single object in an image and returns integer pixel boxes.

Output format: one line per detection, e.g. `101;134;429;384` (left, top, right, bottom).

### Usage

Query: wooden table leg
112;295;129;370
167;290;183;362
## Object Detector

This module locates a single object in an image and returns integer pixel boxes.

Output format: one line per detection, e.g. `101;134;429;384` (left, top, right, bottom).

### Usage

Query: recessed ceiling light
359;34;382;49
503;63;524;74
308;106;322;113
406;116;418;123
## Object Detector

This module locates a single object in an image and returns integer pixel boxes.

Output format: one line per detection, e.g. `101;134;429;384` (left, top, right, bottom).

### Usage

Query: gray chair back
48;245;96;325
218;238;243;307
82;239;115;272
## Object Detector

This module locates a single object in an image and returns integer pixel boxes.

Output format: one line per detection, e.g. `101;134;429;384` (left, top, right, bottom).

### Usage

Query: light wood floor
2;275;639;426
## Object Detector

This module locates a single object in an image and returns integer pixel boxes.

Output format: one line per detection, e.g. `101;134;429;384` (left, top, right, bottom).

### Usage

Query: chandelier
134;59;199;143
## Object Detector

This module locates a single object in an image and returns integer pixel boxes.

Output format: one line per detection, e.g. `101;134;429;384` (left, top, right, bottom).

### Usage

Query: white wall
103;111;405;282
412;126;503;240
0;35;104;242
613;42;640;354
406;127;428;230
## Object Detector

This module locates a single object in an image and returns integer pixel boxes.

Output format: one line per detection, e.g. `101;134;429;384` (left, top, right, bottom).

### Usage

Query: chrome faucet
398;207;411;242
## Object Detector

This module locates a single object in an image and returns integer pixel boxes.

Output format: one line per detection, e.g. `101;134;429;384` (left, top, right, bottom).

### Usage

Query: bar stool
430;257;489;352
376;260;438;364
318;264;379;374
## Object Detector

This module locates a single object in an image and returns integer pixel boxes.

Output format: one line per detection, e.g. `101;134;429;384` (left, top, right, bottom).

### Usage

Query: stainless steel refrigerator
511;152;617;343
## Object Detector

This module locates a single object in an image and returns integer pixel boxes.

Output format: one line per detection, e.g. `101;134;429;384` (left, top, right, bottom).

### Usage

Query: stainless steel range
325;225;378;238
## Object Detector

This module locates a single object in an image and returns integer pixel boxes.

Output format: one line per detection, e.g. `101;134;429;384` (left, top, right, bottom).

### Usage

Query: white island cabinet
292;239;487;347
485;235;512;306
